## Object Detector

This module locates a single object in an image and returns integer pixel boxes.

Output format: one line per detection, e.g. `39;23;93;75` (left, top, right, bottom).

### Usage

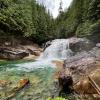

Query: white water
40;39;73;60
8;39;73;72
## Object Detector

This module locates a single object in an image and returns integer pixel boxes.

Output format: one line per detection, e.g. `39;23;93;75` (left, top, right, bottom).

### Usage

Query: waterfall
40;39;73;60
8;39;73;72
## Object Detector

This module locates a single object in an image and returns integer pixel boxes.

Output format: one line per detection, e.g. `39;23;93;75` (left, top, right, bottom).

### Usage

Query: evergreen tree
0;0;54;44
59;0;63;14
88;0;100;21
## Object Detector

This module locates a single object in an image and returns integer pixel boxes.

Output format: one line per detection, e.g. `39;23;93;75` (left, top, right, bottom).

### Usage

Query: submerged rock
6;79;30;100
18;79;30;87
0;80;9;87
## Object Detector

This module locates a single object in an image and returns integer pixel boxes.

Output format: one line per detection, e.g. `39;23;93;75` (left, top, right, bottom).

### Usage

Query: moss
47;97;66;100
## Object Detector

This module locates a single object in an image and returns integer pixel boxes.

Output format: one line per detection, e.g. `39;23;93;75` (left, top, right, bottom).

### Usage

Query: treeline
0;0;54;44
54;0;100;42
0;0;100;45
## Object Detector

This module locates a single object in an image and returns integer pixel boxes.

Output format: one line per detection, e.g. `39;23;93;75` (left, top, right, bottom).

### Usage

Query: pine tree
88;0;100;21
59;0;63;14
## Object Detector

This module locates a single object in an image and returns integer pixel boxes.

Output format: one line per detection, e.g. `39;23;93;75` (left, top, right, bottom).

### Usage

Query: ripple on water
0;60;57;100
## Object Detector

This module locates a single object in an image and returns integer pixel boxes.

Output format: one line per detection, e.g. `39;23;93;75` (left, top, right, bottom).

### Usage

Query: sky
37;0;73;18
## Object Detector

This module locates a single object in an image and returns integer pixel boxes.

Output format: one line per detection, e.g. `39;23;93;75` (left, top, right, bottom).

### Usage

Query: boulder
27;48;41;56
96;43;100;48
69;37;94;52
32;50;41;56
0;47;29;60
63;48;100;82
89;47;100;59
64;51;96;70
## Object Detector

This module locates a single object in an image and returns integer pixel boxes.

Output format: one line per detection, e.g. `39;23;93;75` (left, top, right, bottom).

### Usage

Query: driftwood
73;74;100;96
88;76;100;95
6;79;30;100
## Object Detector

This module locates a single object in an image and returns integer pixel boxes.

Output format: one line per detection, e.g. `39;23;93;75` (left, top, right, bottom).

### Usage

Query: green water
0;60;57;100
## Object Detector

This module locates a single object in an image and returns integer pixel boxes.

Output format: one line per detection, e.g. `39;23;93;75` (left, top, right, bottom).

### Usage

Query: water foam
40;39;73;60
7;39;73;72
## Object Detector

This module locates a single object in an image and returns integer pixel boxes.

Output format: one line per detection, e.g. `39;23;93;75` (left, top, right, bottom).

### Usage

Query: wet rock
18;79;30;87
43;40;52;51
62;48;100;83
32;50;41;56
65;51;96;72
96;43;100;48
6;79;30;100
89;47;100;59
27;48;42;56
23;55;38;60
52;60;64;69
0;47;29;60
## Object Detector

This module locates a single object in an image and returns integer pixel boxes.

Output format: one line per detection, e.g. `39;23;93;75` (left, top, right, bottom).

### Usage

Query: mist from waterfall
40;39;73;60
8;39;73;72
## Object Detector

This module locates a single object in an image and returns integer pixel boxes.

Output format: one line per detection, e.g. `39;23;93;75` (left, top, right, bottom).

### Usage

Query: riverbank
0;44;43;61
0;36;43;60
0;37;100;99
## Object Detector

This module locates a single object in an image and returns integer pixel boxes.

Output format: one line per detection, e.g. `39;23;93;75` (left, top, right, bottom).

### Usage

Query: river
0;39;74;100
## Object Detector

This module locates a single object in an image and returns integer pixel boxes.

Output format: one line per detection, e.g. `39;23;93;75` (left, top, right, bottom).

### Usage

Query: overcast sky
37;0;73;18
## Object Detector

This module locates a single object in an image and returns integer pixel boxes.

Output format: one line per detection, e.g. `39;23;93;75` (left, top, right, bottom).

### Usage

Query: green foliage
54;0;84;38
76;21;93;37
0;0;100;44
54;0;100;40
88;0;100;21
0;0;53;44
47;97;66;100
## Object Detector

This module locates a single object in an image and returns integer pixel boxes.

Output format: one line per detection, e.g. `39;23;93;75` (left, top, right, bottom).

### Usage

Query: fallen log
88;76;100;95
73;72;100;95
6;79;30;100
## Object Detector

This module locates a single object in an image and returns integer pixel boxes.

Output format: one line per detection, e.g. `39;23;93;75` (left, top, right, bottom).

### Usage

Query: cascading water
6;39;73;72
0;39;73;99
40;39;73;60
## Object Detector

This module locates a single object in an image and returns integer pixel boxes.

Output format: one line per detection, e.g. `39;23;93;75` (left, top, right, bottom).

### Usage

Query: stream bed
0;39;73;100
0;60;58;100
0;39;98;100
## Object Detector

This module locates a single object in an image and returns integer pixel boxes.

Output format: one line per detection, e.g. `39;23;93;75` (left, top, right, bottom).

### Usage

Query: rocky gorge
0;43;42;60
42;37;100;99
0;37;100;99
